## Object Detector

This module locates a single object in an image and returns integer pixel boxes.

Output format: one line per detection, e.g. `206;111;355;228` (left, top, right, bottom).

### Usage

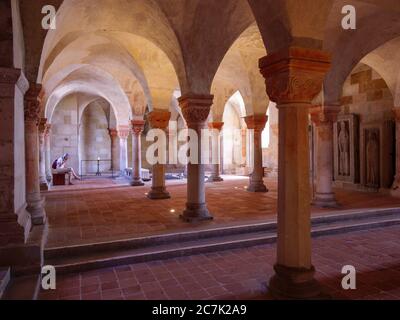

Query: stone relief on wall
338;121;350;177
365;129;380;188
333;114;359;184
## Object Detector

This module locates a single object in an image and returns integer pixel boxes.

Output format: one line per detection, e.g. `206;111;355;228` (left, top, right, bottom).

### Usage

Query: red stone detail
309;105;341;126
259;47;331;104
117;125;131;139
208;122;224;131
147;110;171;129
131;120;145;136
244;115;268;131
178;94;213;125
24;83;43;124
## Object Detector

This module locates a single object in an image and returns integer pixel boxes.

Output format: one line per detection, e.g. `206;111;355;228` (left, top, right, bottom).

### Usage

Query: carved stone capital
178;94;213;125
44;124;52;137
148;110;171;129
117;125;130;139
259;47;331;105
310;105;341;126
131;120;145;136
393;108;400;122
108;128;118;137
245;114;268;131
208;122;224;131
24;83;43;124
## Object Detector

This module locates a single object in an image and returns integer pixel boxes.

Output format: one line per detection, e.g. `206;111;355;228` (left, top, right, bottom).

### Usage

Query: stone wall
335;63;395;190
50;95;79;173
80;103;112;174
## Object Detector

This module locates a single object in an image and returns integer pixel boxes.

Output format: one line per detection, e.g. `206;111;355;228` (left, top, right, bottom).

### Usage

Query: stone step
44;208;400;274
0;268;11;300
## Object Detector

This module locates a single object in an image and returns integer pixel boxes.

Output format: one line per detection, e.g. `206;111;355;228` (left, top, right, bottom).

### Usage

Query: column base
180;203;213;222
40;181;49;191
130;179;145;187
247;181;268;193
268;264;326;300
26;197;46;226
207;175;224;182
147;187;171;200
312;193;339;208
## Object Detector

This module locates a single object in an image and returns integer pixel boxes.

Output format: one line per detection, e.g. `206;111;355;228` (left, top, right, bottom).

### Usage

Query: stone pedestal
24;83;46;225
38;119;49;191
109;129;120;174
260;47;331;299
310;105;340;208
178;94;214;222
207;122;224;182
131;120;145;187
147;111;171;199
245;115;268;192
117;126;129;176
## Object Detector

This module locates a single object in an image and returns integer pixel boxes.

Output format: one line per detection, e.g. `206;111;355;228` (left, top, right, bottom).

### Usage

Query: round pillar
260;47;331;299
131;120;145;187
207;122;224;182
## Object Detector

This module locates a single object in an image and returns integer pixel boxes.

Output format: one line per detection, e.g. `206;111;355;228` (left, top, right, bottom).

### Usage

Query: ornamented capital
148;110;171;129
108;128;118;137
24;83;43;124
178;93;213;125
310;105;341;126
131;119;145;136
208;122;224;131
259;47;331;105
393;108;400;122
245;114;268;131
44;124;52;137
117;125;131;139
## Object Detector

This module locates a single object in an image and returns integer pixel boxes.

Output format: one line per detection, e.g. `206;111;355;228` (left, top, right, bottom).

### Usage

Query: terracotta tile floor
38;225;400;300
44;176;400;247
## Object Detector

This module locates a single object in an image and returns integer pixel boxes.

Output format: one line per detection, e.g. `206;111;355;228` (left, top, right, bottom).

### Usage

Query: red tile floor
38;225;400;300
44;176;400;248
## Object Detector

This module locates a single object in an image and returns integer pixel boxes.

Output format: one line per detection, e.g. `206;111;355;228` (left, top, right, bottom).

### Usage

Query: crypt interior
1;0;400;300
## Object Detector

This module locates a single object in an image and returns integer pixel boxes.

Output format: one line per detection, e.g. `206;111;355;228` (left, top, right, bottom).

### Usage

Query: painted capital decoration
148;110;171;130
24;83;44;124
178;94;214;125
117;125;131;139
245;115;268;131
259;47;331;104
108;128;118;137
208;122;224;131
310;105;341;126
131;119;145;136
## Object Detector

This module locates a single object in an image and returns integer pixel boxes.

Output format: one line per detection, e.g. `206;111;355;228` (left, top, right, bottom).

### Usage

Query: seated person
52;153;80;185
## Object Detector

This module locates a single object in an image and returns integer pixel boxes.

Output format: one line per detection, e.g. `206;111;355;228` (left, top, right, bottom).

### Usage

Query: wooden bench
52;173;66;186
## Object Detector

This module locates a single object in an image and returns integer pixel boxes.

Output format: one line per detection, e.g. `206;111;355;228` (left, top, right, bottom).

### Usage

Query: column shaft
310;106;340;208
147;111;171;199
45;124;52;181
38;119;49;190
24;84;46;225
131;120;145;186
117;126;129;176
392;108;400;193
207;122;224;182
245;115;268;192
260;47;331;299
179;94;214;222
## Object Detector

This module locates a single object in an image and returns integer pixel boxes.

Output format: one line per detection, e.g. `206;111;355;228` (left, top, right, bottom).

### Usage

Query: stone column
207;122;224;182
392;109;400;192
245;115;268;192
131;120;145;186
109;129;120;174
24;83;46;225
44;124;52;181
179;94;214;222
117;126;129;175
147;110;171;199
38;119;49;191
310;105;340;207
259;47;331;299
